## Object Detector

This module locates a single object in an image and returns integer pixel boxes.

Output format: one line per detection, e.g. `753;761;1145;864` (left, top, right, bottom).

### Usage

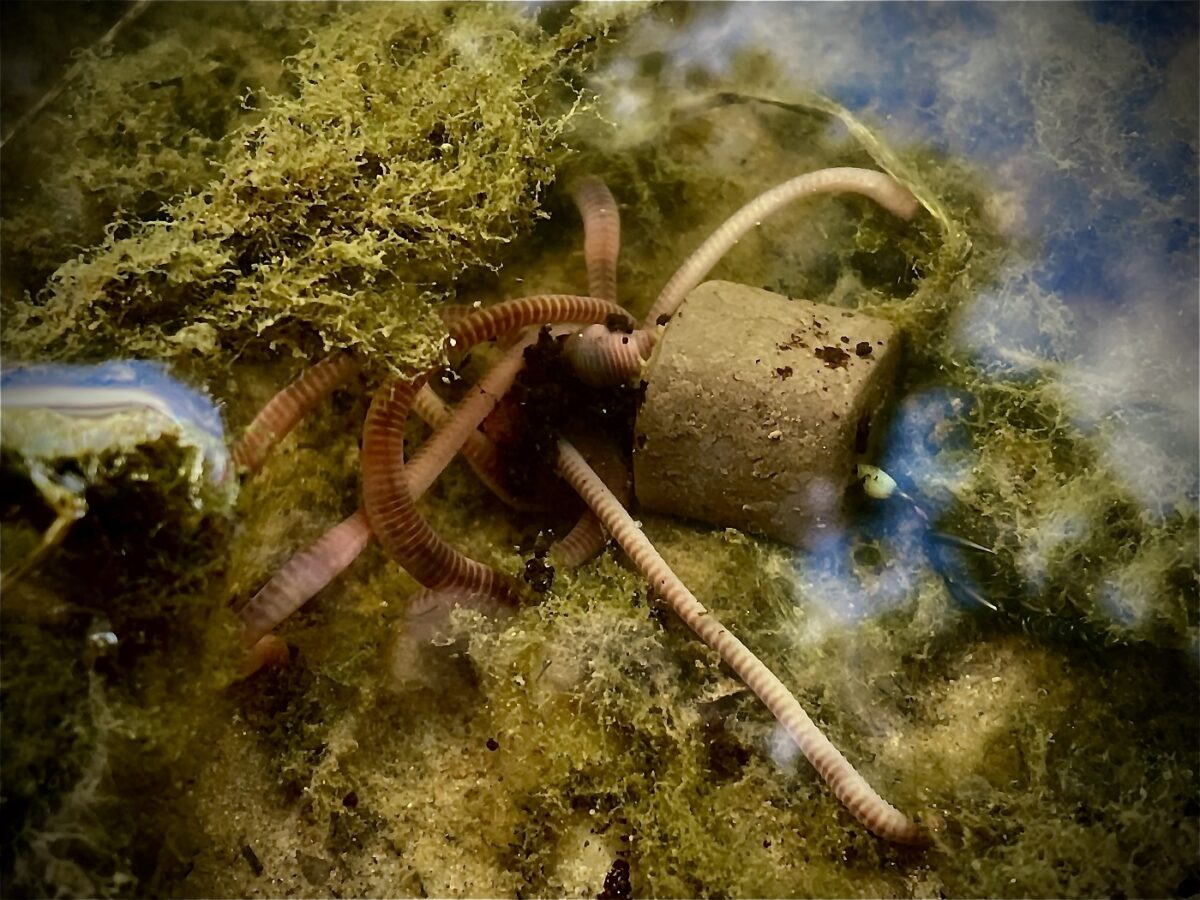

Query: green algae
1;3;1197;899
2;2;630;376
0;4;311;302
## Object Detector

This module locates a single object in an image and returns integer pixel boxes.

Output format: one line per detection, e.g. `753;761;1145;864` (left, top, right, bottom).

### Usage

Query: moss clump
2;3;626;375
0;4;311;298
0;434;237;898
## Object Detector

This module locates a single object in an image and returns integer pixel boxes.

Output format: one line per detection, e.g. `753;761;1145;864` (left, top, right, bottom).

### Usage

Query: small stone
241;845;264;876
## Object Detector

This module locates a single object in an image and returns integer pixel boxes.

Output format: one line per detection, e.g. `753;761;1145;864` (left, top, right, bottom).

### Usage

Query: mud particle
486;737;500;751
298;852;332;887
523;555;555;593
606;313;634;333
774;366;793;380
241;845;263;876
856;341;873;357
598;858;631;900
814;345;851;369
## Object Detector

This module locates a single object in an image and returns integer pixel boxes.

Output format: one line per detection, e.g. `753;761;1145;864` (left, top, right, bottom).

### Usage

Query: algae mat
1;4;1196;897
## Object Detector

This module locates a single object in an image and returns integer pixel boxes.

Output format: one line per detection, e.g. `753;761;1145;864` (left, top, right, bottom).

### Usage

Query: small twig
1;0;154;149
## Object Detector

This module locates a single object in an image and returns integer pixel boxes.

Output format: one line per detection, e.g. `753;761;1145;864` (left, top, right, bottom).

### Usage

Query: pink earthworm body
550;177;635;560
405;330;539;498
239;337;536;647
447;294;631;349
549;429;631;567
412;385;539;511
572;176;621;302
554;438;928;846
550;500;609;568
361;295;630;603
239;298;629;645
645;167;920;325
240;508;372;646
361;376;527;606
231;351;360;473
564;167;921;387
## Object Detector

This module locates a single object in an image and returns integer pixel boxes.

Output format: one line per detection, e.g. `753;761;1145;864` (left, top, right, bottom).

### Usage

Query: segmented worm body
239;509;372;646
406;330;538;498
646;167;920;325
564;324;655;387
553;177;638;553
564;168;920;387
232;352;360;473
555;438;927;845
413;385;535;511
549;430;631;567
363;376;526;605
449;295;633;350
238;361;531;648
573;176;621;302
238;296;630;642
361;295;629;604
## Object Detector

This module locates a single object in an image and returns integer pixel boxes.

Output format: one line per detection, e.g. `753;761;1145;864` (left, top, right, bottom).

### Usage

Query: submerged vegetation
1;3;1196;898
2;3;634;375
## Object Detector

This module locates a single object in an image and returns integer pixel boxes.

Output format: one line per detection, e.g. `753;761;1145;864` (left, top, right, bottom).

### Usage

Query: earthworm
242;634;291;676
556;178;635;555
239;298;627;645
362;376;527;604
240;508;373;646
554;438;928;846
240;337;532;643
551;509;608;569
573;176;621;302
549;430;632;567
449;295;633;350
232;351;360;473
407;330;539;497
563;323;655;387
362;295;629;604
646;167;920;326
563;169;919;386
412;385;535;511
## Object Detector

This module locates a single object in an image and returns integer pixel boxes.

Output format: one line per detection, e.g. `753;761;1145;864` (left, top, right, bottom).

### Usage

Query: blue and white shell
1;360;231;488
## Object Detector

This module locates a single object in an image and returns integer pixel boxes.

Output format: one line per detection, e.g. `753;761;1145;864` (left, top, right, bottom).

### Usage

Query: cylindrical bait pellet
633;281;899;549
